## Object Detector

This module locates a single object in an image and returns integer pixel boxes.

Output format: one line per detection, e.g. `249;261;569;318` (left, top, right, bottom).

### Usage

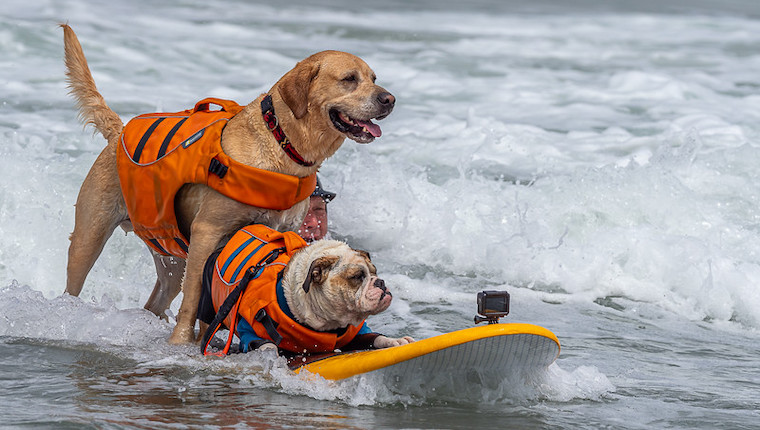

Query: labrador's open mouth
330;109;383;143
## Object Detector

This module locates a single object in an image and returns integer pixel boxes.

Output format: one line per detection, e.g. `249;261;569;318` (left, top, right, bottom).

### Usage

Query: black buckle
209;158;228;179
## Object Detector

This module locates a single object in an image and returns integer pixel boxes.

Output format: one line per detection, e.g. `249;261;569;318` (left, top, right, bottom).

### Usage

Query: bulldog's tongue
355;119;382;137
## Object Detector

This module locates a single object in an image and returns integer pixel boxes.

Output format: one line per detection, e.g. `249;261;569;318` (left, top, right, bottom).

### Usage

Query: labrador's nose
377;92;395;108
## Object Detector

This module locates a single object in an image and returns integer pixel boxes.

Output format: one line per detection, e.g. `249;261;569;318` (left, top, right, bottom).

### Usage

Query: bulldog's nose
374;278;391;299
377;92;395;108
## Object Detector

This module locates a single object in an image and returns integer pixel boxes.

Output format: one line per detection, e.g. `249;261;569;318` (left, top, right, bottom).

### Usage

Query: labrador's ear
277;60;320;119
302;255;339;293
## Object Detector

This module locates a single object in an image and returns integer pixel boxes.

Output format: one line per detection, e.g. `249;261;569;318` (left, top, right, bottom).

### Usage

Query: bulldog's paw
373;335;415;349
258;342;279;353
248;339;279;356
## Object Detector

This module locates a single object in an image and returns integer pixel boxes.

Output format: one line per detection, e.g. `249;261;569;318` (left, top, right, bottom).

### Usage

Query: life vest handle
200;247;286;356
193;97;242;114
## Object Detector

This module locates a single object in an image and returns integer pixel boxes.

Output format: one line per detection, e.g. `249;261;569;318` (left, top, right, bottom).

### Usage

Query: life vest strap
255;308;283;346
200;247;286;356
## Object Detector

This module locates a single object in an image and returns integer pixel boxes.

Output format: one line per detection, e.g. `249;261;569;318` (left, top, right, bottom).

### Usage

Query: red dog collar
261;95;314;167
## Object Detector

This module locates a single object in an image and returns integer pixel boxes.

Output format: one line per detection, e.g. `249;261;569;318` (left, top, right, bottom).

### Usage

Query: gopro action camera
474;290;510;324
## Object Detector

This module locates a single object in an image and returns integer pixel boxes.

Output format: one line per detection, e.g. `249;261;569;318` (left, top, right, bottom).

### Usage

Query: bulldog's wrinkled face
284;240;393;331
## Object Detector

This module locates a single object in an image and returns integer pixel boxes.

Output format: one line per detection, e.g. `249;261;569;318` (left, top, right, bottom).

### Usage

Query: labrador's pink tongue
355;119;382;137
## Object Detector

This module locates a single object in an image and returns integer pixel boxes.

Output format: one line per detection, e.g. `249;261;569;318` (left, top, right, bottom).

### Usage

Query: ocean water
2;0;760;428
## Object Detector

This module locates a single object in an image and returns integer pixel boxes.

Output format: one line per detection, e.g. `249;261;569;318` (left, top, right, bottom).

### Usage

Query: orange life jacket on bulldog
116;98;317;258
199;224;365;356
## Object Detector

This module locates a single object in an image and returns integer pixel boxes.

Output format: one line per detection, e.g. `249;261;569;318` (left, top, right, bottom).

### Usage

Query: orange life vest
116;98;317;258
203;224;364;355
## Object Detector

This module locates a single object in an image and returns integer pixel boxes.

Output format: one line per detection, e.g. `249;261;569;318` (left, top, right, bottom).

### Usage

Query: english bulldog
197;228;414;354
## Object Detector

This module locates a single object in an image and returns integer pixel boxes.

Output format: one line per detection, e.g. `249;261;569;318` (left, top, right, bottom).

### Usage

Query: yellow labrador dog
61;25;395;344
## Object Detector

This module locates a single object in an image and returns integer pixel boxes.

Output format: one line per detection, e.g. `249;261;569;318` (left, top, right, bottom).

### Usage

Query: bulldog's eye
352;272;366;282
342;74;357;83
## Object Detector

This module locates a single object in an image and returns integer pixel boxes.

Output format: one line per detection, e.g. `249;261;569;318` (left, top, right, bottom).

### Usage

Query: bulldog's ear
277;60;320;120
302;255;339;293
355;249;372;261
355;249;376;275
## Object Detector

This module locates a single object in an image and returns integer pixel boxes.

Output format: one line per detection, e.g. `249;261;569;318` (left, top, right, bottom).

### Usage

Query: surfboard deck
288;323;560;381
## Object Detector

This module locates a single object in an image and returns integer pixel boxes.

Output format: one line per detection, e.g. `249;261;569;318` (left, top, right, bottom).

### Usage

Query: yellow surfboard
289;323;560;381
